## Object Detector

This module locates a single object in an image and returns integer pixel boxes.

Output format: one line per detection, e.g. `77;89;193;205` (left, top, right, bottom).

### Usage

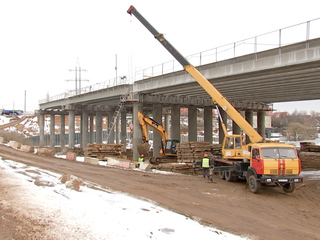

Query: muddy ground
0;144;320;240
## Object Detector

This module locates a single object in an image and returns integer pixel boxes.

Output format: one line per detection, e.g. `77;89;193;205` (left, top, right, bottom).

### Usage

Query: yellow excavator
138;111;180;164
128;6;303;193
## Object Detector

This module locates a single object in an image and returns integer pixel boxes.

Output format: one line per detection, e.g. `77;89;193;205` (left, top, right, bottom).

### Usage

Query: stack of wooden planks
153;162;201;175
299;142;320;170
176;141;222;163
300;142;320;152
85;144;124;159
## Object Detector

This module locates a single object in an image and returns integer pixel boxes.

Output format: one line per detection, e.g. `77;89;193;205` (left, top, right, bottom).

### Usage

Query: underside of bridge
37;38;320;160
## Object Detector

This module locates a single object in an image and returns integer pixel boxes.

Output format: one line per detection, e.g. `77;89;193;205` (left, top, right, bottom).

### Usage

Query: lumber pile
85;144;124;159
299;152;320;170
176;141;222;163
153;163;202;175
299;142;320;170
300;142;320;152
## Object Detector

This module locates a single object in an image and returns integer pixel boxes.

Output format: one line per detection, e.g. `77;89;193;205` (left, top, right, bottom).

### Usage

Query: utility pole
24;90;26;112
115;54;118;85
66;58;89;94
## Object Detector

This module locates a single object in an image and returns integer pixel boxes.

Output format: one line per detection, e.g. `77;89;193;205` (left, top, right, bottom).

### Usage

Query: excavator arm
138;111;169;145
128;6;263;144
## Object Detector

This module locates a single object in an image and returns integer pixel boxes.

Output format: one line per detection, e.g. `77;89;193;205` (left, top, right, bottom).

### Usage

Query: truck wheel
282;182;295;193
218;171;225;180
225;171;234;182
248;175;261;194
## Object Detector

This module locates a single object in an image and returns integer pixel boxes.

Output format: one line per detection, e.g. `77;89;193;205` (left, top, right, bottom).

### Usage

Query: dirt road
1;144;320;240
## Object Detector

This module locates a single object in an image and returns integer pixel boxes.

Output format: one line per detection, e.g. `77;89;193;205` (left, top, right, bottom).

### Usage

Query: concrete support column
204;107;213;143
120;110;127;151
89;115;94;143
164;113;170;139
171;105;180;141
218;107;228;144
60;115;65;148
50;114;55;148
107;111;115;144
68;110;75;148
116;116;120;144
188;106;197;142
245;109;254;144
133;102;143;160
82;111;89;149
257;110;266;140
153;104;162;157
39;113;45;147
96;112;103;144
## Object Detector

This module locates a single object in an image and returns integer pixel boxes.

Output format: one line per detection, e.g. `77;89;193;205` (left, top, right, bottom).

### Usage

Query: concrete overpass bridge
38;34;320;160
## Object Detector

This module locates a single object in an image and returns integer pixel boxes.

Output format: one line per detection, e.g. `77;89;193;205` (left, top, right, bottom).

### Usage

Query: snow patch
0;156;250;239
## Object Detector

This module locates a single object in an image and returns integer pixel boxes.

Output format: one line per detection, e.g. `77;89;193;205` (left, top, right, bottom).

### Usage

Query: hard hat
204;154;208;157
141;154;144;157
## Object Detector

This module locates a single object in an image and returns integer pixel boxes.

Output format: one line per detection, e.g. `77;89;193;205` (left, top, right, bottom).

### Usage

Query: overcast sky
0;0;319;113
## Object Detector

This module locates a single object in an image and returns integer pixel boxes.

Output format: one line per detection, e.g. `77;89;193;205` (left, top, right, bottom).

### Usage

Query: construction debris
60;173;84;191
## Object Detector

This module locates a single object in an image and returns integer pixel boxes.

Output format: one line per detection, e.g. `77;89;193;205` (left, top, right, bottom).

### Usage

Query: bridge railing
134;18;320;81
39;76;132;104
40;18;320;104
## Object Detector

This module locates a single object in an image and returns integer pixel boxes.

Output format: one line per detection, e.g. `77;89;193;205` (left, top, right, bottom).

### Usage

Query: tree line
272;110;320;141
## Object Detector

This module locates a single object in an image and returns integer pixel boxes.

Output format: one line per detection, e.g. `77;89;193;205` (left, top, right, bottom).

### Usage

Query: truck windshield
260;147;297;159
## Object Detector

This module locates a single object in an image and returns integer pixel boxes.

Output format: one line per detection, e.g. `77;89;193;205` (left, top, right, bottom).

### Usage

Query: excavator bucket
137;142;150;158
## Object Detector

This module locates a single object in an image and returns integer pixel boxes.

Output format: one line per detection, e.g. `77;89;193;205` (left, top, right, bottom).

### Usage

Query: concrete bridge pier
164;113;170;139
153;103;162;158
81;110;89;149
107;110;115;144
96;111;103;144
115;116;120;144
68;110;75;148
133;102;143;160
39;113;45;147
245;110;254;144
257;110;266;140
171;105;180;141
89;114;94;144
204;106;213;143
120;109;127;151
50;113;55;148
188;106;197;141
60;115;65;148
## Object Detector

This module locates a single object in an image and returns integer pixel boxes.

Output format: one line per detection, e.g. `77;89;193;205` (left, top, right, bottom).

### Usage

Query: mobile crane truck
127;5;303;193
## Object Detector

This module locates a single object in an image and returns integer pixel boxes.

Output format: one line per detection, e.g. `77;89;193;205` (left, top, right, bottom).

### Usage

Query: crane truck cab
222;135;250;159
213;142;303;193
246;142;302;193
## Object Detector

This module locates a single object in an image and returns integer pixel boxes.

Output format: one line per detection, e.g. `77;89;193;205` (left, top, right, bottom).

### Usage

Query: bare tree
284;122;317;141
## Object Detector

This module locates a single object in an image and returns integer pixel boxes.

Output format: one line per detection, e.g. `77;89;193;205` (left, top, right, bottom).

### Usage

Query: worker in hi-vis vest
201;154;210;179
138;154;145;163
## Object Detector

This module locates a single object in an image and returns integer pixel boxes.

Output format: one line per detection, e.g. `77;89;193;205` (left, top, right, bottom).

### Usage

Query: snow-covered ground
0;157;249;240
1;114;319;239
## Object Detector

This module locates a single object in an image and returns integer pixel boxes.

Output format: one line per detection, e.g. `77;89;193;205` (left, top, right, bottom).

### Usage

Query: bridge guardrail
40;18;320;104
